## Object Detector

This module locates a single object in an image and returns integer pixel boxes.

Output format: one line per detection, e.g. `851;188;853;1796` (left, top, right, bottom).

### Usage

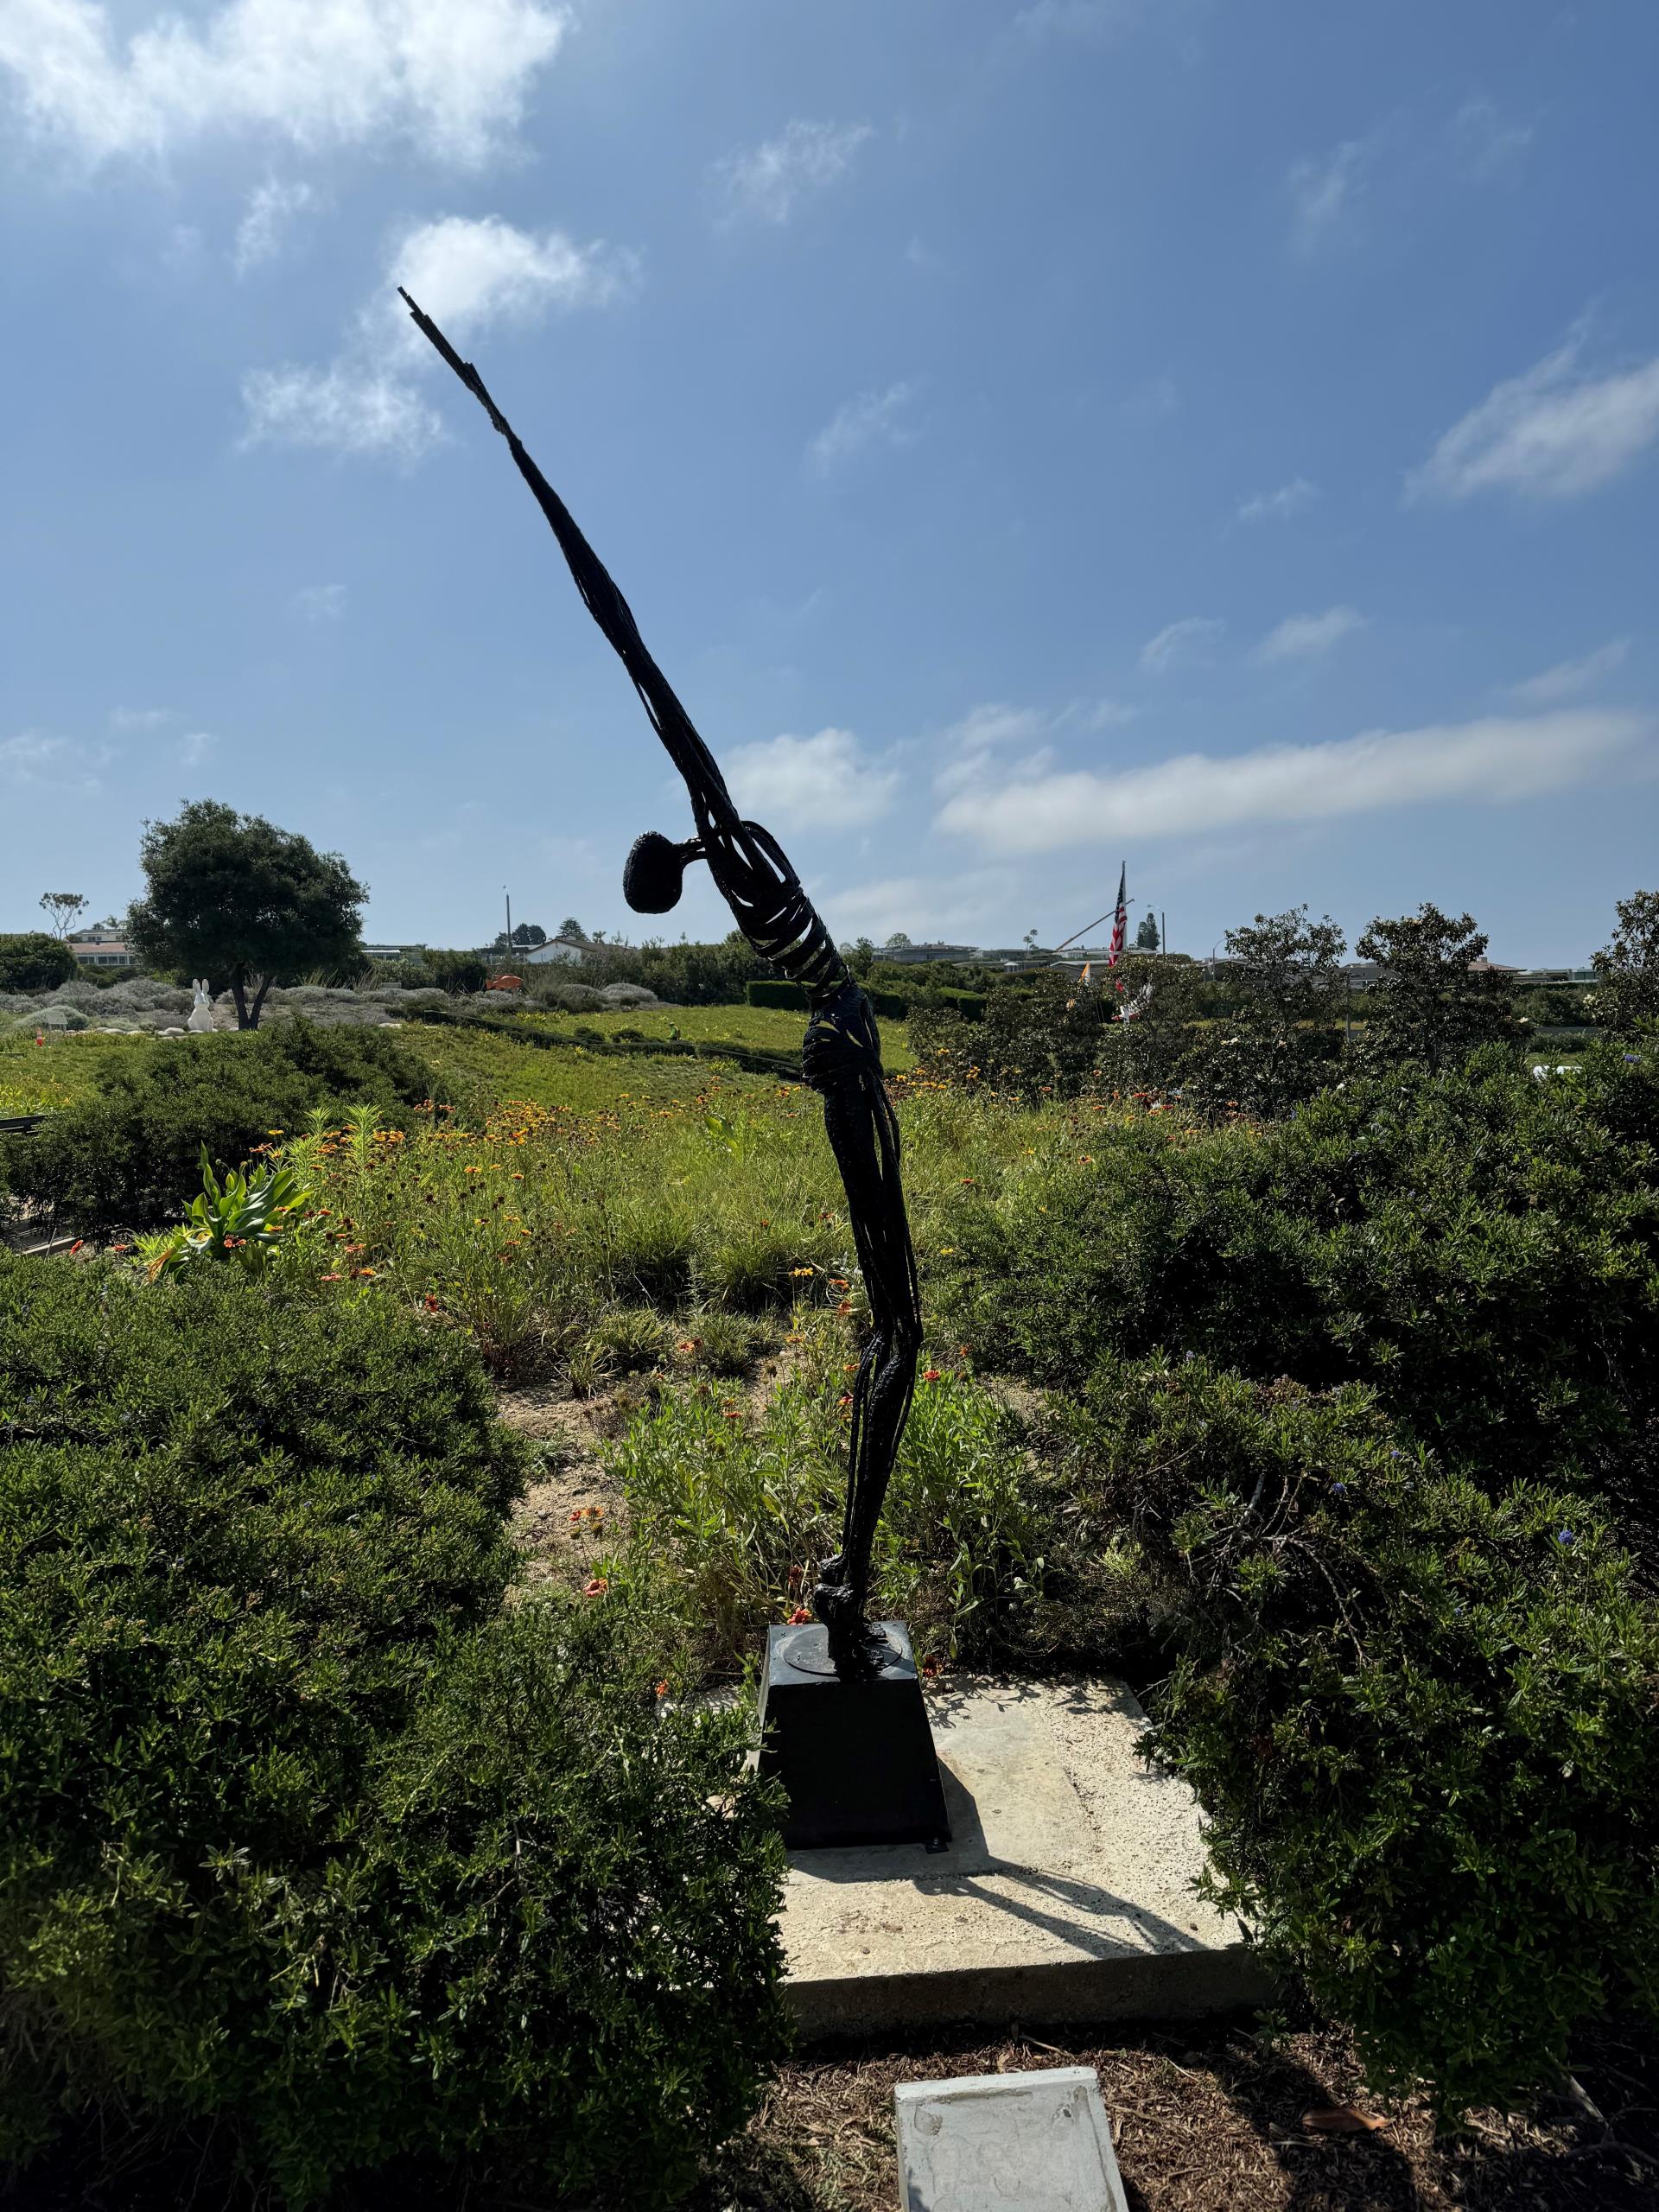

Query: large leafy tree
0;934;78;991
126;801;365;1030
1355;903;1522;1071
1591;887;1659;1037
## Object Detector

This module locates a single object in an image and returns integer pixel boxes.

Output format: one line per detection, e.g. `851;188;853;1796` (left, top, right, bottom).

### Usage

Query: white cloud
242;214;636;461
1406;335;1659;503
233;178;318;274
1237;475;1319;524
715;118;873;226
293;582;348;620
824;868;1016;945
936;709;1648;855
1287;138;1370;251
1448;96;1533;182
177;730;218;766
807;381;918;476
1140;616;1224;674
1508;637;1630;705
723;728;899;833
944;702;1052;753
932;698;1131;799
1255;605;1366;664
110;704;173;729
381;213;636;353
0;0;568;168
1;731;108;791
242;362;444;461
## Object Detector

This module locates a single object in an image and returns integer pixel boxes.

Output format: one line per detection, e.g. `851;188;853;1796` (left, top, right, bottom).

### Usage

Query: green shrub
0;1257;786;2202
424;948;489;995
937;1047;1659;1527
1052;1352;1659;2114
0;933;78;991
2;1018;436;1232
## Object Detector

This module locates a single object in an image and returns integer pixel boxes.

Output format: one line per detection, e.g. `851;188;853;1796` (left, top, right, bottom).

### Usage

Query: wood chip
1301;2103;1389;2133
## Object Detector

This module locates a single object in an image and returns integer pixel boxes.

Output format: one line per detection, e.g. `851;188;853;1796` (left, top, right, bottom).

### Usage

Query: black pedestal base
757;1619;951;1851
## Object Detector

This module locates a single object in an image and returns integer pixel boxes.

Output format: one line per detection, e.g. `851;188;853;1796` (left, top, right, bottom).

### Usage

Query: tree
1192;907;1347;1116
1135;912;1160;950
0;933;78;991
558;918;587;944
1355;904;1522;1072
39;893;87;941
1591;888;1659;1036
126;801;365;1031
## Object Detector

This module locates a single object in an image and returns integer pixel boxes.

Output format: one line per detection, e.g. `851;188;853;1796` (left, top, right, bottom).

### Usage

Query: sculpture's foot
812;1562;889;1679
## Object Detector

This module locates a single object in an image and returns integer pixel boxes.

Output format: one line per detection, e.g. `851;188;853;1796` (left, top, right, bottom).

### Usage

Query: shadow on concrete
790;1758;1211;1961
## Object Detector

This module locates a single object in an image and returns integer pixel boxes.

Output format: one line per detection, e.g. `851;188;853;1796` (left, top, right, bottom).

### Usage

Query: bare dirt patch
495;1384;629;1588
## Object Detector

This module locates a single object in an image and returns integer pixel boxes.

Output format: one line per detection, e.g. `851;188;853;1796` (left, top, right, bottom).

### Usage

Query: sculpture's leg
805;1037;923;1670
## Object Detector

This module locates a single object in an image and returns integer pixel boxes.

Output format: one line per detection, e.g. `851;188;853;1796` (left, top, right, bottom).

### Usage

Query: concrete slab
896;2068;1128;2212
781;1677;1271;2037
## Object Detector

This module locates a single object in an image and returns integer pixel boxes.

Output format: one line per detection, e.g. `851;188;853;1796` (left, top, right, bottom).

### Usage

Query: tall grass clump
602;1354;1046;1671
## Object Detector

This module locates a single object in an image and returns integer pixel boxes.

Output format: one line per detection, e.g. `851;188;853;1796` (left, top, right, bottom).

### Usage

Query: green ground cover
0;1005;909;1122
3;998;1657;2187
513;999;914;1065
0;1029;149;1114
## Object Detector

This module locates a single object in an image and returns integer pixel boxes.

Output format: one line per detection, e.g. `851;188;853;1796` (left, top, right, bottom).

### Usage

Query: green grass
414;1023;785;1115
0;1003;912;1122
516;1001;915;1069
0;1029;149;1114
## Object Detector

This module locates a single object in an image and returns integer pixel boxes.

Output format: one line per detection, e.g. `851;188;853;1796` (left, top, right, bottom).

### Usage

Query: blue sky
3;0;1656;963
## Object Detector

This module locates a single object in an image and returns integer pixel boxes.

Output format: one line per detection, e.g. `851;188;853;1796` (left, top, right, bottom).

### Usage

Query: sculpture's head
622;830;703;914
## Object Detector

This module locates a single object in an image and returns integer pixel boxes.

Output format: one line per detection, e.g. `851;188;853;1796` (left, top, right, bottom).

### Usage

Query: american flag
1106;863;1128;992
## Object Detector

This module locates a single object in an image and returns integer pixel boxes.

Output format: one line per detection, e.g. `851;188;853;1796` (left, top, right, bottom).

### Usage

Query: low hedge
745;977;912;1020
1055;1353;1659;2115
0;1258;787;2203
1;1019;436;1233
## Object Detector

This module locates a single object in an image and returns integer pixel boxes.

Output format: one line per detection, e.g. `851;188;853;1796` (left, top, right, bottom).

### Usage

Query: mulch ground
698;2013;1659;2212
11;2013;1654;2207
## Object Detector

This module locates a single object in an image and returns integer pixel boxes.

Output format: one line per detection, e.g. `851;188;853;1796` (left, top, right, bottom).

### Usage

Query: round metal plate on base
785;1630;906;1679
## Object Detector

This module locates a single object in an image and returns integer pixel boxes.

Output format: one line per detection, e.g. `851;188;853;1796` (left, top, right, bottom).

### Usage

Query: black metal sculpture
402;291;922;1675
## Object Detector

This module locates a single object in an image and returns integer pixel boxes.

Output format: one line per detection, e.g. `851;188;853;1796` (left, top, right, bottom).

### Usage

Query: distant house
521;937;588;967
878;942;981;966
68;922;139;970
